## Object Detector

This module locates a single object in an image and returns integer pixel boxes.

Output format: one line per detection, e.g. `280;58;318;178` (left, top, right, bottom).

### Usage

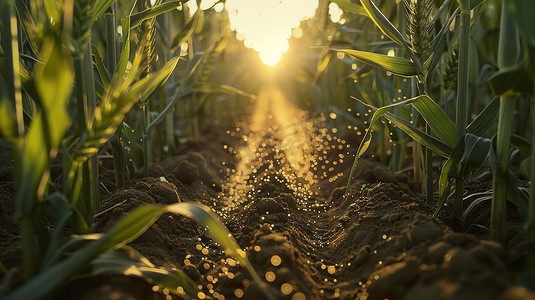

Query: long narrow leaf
91;45;111;90
466;96;499;136
358;0;405;46
7;202;274;300
130;1;188;29
358;0;424;74
410;95;456;147
170;12;199;52
427;7;460;75
192;82;256;99
336;49;418;77
146;90;193;135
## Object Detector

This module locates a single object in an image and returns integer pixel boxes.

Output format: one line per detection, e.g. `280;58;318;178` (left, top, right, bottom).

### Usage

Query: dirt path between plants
0;88;532;299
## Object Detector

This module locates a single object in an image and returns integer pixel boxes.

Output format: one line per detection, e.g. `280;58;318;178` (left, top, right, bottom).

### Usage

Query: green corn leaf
358;0;405;47
130;1;187;29
6;202;272;300
88;248;199;299
410;95;456;147
335;49;418;77
170;12;199;52
136;57;180;106
146;90;193;135
91;45;111;90
383;112;453;158
455;134;491;179
119;122;145;169
488;63;533;97
434;153;459;218
116;16;132;79
470;0;489;9
489;138;529;220
434;134;491;217
346;97;452;194
191;82;257;99
330;0;367;16
92;0;116;22
43;0;61;25
166;203;273;299
41;193;74;269
33;36;73;149
511;134;531;157
508;0;535;44
462;192;492;221
427;8;460;75
358;0;423;75
466;96;499;136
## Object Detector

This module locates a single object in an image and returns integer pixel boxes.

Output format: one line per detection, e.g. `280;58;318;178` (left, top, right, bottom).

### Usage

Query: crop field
0;0;535;299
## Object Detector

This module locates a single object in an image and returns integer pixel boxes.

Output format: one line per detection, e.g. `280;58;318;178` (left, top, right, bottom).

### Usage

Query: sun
225;0;319;66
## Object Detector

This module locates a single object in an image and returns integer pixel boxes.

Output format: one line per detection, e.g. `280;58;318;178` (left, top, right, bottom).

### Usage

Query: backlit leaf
336;49;418;77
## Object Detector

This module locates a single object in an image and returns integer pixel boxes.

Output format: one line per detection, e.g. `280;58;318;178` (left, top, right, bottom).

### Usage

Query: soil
1;123;534;300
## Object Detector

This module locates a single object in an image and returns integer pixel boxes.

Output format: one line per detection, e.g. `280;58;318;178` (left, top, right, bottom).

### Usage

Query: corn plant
5;201;274;300
0;2;276;299
329;0;502;220
486;0;535;249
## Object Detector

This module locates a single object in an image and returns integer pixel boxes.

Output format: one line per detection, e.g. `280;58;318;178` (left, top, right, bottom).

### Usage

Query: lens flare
226;0;318;65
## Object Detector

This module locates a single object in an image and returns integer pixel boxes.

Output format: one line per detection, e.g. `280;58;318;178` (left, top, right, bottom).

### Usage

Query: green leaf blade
337;49;418;77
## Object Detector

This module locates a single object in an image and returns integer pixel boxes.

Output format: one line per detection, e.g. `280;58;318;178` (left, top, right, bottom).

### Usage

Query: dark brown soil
0;125;534;300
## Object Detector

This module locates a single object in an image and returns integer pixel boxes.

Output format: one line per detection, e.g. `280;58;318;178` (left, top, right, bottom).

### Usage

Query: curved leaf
170;12;199;52
130;1;187;29
358;0;405;46
466;96;499;136
192;82;256;99
6;202;274;300
336;49;418;77
346;97;453;194
88;247;199;299
410;95;456;147
91;45;111;90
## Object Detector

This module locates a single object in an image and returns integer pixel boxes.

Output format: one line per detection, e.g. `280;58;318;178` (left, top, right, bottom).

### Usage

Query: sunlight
225;0;319;66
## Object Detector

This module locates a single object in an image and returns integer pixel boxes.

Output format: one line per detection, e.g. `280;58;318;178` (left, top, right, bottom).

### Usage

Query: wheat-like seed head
405;0;433;66
197;38;229;83
138;0;162;77
73;0;94;56
444;42;459;91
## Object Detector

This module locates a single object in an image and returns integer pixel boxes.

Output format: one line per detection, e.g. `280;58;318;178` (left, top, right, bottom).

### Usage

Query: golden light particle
152;286;159;292
327;265;336;274
176;286;185;295
202;248;209;255
196;244;202;251
271;255;282;266
329;112;337;120
197;292;206;299
234;288;244;298
265;271;276;282
254;245;261;252
281;283;293;295
292;292;306;300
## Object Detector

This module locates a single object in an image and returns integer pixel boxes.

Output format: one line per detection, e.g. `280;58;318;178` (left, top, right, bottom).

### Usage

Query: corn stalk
491;0;520;244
